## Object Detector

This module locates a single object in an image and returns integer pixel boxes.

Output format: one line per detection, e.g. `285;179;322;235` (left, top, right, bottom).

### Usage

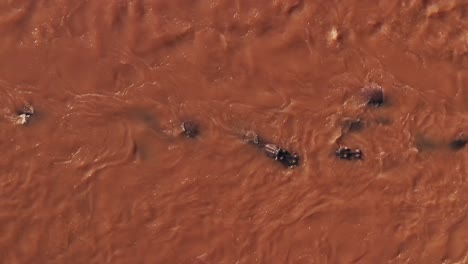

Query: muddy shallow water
1;0;468;263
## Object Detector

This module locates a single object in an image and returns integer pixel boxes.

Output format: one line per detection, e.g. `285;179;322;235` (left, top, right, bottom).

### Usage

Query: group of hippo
179;85;467;168
18;85;466;169
182;120;300;168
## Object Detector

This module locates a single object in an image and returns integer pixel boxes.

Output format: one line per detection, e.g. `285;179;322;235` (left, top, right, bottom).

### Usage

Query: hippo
335;146;362;160
362;85;384;107
244;131;300;168
181;121;199;138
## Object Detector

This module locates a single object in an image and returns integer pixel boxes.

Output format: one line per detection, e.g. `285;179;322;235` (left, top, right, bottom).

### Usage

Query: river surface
1;0;468;263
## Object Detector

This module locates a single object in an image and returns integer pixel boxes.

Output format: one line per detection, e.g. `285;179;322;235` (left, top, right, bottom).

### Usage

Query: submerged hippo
181;121;199;138
450;133;467;150
362;85;384;107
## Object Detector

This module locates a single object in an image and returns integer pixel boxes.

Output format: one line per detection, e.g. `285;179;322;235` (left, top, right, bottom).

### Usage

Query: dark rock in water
362;85;384;107
181;121;199;138
450;133;467;150
17;105;34;125
262;143;300;168
336;146;362;160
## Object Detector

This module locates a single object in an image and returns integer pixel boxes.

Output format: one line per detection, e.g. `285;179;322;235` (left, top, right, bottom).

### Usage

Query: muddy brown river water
1;0;468;263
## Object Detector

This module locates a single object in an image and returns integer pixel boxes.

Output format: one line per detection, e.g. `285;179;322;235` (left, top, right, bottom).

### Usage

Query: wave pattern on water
0;0;467;263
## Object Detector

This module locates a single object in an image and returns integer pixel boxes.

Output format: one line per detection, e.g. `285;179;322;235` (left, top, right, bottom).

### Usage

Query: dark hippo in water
362;84;384;107
244;131;300;168
181;121;199;138
335;146;362;160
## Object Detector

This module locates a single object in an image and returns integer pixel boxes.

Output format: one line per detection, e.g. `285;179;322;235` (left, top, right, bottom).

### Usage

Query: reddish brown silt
0;1;467;263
